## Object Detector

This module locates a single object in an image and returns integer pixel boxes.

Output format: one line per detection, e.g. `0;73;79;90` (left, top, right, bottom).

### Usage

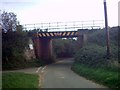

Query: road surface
40;58;107;88
3;58;108;88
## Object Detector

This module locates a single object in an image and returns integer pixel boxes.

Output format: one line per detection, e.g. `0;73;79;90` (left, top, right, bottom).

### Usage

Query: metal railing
22;20;104;31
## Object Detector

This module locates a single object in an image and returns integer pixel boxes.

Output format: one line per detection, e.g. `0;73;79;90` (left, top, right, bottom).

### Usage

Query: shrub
87;27;118;47
3;58;46;70
52;38;77;58
75;27;119;68
110;44;118;59
2;31;30;70
87;30;106;46
75;44;107;67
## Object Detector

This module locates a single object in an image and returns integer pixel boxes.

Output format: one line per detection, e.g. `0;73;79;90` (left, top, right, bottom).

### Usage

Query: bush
53;38;77;58
110;44;118;59
75;27;119;68
87;27;118;47
72;27;119;89
3;58;46;70
87;30;106;46
75;44;108;67
2;31;29;70
2;54;26;70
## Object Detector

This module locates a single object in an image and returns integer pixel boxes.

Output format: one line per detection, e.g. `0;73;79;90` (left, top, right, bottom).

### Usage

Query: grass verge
2;72;39;88
71;63;120;89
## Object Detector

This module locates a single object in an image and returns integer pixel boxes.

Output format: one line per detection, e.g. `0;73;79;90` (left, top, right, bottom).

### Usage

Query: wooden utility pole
103;0;111;59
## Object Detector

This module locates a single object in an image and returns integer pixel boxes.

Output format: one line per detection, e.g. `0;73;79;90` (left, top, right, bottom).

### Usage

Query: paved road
40;58;107;88
3;58;108;88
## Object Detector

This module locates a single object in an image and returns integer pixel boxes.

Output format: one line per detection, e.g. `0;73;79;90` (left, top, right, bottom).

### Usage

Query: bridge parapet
23;20;104;31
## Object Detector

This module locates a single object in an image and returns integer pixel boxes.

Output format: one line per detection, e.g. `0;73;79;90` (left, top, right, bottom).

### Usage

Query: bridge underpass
32;30;88;62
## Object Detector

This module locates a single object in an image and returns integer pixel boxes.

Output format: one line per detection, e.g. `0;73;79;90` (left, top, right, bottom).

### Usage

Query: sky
0;0;119;27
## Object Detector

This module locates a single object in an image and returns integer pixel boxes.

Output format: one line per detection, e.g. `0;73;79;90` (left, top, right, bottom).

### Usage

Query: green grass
72;63;120;89
0;73;2;89
2;72;39;88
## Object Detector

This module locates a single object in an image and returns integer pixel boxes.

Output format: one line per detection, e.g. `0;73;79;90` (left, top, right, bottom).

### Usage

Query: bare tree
1;11;17;32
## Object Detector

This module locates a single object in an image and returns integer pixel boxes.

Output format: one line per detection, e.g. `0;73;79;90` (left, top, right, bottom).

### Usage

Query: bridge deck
36;31;78;38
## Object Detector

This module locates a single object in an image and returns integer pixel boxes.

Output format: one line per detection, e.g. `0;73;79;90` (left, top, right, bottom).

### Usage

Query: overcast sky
0;0;119;27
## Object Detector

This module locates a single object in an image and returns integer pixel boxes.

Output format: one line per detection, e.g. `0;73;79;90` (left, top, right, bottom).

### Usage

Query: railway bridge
23;20;104;62
32;30;87;60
